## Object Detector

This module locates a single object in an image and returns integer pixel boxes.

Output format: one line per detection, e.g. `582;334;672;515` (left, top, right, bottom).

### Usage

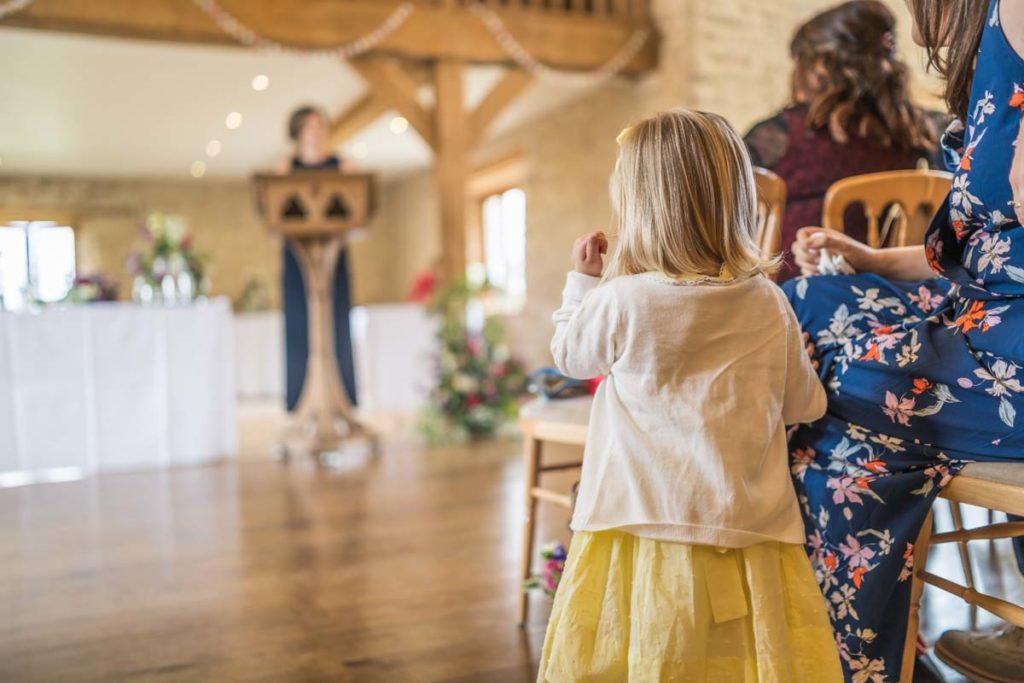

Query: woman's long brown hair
791;0;935;151
909;0;989;120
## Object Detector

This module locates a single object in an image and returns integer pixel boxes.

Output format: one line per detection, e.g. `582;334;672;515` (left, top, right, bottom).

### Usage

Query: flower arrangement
418;278;529;444
524;542;567;597
126;213;208;301
62;274;119;304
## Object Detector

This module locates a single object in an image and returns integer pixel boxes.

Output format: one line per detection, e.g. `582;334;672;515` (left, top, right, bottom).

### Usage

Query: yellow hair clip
616;126;634;146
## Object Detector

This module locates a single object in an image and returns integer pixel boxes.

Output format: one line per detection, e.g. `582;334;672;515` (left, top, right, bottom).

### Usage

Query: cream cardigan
551;271;825;547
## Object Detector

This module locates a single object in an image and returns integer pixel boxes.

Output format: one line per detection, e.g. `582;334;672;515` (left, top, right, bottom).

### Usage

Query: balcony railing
426;0;651;21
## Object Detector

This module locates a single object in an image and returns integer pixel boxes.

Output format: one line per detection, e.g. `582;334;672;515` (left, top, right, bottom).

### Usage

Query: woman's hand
572;232;608;277
792;227;880;276
1010;121;1024;225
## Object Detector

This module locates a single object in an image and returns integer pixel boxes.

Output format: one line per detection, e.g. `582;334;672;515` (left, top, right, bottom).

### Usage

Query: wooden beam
349;58;436;150
329;93;390;148
1;0;657;74
433;59;468;281
468;69;534;145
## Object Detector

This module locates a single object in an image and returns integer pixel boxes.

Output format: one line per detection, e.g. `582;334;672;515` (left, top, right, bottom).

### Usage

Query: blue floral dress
784;2;1024;679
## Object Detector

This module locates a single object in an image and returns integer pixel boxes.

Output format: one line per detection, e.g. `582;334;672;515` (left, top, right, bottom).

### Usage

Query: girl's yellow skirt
537;530;843;683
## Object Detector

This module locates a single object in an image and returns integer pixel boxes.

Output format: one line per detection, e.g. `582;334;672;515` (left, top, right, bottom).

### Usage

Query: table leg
518;435;541;627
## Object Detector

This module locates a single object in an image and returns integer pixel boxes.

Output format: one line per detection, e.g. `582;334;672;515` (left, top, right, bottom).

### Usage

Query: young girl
538;109;842;682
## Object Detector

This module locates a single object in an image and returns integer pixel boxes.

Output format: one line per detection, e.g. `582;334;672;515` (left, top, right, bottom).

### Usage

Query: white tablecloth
0;298;236;482
234;311;284;399
351;303;438;414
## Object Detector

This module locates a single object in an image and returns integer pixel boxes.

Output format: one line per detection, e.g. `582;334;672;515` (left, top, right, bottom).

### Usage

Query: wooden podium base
280;234;379;465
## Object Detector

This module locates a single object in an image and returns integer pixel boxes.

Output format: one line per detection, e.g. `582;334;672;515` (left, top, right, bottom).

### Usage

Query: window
477;187;526;302
466;157;527;314
0;221;76;310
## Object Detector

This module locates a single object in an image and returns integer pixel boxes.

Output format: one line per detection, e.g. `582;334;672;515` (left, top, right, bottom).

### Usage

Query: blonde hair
605;108;776;281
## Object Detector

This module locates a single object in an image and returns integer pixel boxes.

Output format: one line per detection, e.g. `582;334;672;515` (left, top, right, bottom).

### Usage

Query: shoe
934;625;1024;683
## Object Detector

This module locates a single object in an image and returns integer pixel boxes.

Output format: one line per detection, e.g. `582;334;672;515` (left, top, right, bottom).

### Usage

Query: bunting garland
468;2;651;82
190;0;415;59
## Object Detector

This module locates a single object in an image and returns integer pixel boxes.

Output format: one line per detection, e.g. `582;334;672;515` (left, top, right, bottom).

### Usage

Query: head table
0;298;236;484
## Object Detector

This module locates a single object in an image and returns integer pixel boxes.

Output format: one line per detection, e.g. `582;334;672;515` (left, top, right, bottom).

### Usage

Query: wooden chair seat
957;461;1024;490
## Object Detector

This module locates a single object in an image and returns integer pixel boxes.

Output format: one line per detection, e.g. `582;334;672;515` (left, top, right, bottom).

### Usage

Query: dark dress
283;155;358;410
745;106;939;282
783;2;1024;678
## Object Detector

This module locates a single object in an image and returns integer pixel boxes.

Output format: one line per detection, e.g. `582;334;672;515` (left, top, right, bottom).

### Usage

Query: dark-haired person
745;0;942;282
784;1;1024;680
278;106;358;413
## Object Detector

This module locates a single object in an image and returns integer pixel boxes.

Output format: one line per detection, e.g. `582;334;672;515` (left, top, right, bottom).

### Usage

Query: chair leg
517;436;541;627
901;509;935;683
948;501;979;628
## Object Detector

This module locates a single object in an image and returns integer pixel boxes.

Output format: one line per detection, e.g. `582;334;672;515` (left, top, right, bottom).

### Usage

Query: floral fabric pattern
786;1;1024;679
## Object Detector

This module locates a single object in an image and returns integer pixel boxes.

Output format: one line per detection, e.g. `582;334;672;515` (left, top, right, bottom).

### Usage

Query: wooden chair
900;463;1024;681
754;167;785;261
822;169;952;248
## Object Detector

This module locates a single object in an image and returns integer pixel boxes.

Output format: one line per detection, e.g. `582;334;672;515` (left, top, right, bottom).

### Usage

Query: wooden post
433;59;468;282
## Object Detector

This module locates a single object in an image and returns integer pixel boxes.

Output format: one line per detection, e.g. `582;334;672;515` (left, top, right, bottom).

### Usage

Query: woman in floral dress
785;0;1024;679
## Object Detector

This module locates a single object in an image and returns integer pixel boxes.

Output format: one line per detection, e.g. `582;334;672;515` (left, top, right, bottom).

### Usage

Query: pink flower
827;476;864;505
908;285;943;313
839;534;876;569
882;391;915;426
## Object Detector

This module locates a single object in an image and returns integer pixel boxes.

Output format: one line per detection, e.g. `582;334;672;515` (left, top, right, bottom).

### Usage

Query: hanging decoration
468;2;651;82
0;0;34;20
190;0;415;59
191;0;648;81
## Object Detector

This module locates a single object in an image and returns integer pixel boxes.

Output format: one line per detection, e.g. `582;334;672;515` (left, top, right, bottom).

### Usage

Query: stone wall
0;174;417;307
380;0;944;366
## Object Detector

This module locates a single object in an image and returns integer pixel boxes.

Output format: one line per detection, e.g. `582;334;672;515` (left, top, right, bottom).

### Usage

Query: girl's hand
792;227;879;276
1010;121;1024;225
572;232;608;277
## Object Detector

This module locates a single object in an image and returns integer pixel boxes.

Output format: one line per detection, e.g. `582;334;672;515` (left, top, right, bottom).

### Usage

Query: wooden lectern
254;171;378;462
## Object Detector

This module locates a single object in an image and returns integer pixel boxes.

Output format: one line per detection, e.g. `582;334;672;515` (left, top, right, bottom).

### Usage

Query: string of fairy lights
0;0;651;177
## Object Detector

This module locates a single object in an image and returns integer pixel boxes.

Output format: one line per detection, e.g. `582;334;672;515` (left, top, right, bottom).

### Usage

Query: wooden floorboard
0;429;1019;682
0;439;576;683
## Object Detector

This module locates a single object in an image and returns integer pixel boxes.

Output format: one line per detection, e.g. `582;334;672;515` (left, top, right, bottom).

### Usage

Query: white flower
452;373;478;392
976;359;1024;398
978;233;1011;274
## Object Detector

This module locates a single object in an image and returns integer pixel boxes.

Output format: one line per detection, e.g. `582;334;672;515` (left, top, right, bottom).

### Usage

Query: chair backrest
822;169;952;248
753;167;786;261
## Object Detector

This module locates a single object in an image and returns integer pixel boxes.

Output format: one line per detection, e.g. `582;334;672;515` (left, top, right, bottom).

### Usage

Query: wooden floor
0;435;577;683
0;418;1020;682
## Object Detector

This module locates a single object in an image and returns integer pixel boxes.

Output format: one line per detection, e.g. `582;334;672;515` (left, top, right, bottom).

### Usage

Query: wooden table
516;396;590;626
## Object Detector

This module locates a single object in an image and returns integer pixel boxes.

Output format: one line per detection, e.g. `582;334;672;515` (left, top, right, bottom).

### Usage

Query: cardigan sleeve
550;272;620;380
781;302;828;426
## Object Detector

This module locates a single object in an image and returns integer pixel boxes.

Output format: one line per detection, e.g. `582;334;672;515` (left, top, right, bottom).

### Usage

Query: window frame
465;155;527;314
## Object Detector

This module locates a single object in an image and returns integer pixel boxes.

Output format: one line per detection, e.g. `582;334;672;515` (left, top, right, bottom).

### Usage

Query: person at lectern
278;105;357;411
